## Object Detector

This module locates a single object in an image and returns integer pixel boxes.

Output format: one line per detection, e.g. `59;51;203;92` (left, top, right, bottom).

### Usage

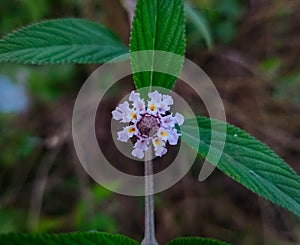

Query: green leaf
0;232;139;245
130;0;186;90
181;116;300;217
184;3;213;50
167;237;231;245
0;18;129;64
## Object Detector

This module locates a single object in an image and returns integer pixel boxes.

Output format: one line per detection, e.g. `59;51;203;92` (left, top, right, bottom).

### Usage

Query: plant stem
141;151;159;245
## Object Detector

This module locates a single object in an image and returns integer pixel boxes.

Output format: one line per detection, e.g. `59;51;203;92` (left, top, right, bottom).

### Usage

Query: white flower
117;130;130;142
157;128;168;141
112;101;137;123
166;129;179;145
135;138;150;151
129;91;145;112
117;125;138;142
158;95;173;113
152;137;167;157
160;115;175;129
148;91;162;102
132;148;144;159
112;90;184;158
175;112;184;126
154;146;167;157
147;100;158;115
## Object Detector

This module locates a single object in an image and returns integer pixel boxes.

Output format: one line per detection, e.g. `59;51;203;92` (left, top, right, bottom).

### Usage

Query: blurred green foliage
0;122;37;168
187;0;245;47
28;65;76;103
74;185;117;232
0;0;85;36
0;0;117;235
275;72;300;107
0;0;49;35
260;56;300;107
0;208;27;232
260;57;282;77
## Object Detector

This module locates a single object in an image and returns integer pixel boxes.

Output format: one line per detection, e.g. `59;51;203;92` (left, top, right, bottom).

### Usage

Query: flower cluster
112;90;184;159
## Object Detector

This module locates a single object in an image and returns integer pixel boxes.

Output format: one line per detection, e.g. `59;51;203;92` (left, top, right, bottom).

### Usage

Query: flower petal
175;112;184;126
117;129;130;142
130;91;145;111
147;101;158;115
132;148;144;159
112;110;123;121
135;100;145;112
135;139;150;151
157;102;169;113
148;90;162;102
113;101;135;123
161;115;175;128
162;94;173;106
154;146;167;157
152;137;165;148
129;91;140;101
126;125;138;137
167;129;179;145
117;101;130;113
157;128;168;140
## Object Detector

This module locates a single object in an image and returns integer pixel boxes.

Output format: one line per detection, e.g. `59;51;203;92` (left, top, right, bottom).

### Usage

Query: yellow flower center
154;138;161;147
149;104;156;112
128;127;136;134
130;112;137;120
159;130;167;138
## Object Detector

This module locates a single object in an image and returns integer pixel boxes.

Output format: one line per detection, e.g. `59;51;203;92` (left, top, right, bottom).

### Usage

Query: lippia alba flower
112;91;184;159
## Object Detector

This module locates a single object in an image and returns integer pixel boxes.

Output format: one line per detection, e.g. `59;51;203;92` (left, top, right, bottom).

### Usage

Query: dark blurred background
0;0;299;244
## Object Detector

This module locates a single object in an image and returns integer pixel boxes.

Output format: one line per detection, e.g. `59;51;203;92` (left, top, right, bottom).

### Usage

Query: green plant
0;0;299;244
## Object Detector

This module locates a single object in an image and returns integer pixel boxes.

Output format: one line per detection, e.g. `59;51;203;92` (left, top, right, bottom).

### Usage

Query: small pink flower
112;90;184;159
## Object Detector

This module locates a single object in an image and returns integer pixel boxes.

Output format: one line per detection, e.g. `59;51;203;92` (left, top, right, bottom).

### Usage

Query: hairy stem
141;151;159;245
